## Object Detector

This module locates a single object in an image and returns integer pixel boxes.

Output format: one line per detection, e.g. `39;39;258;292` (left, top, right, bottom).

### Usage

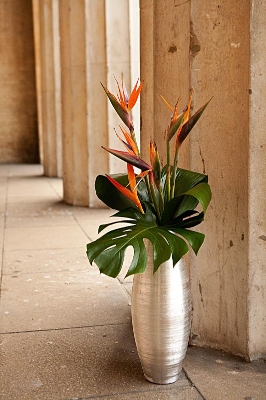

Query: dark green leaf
158;229;189;266
174;196;199;218
174;168;208;196
169;212;205;229
86;218;191;278
126;239;147;277
170;228;205;254
95;174;137;211
183;182;212;214
160;168;210;224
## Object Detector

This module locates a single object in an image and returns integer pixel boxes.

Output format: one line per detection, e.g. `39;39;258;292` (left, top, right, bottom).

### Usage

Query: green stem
167;166;171;202
144;175;153;206
148;174;161;219
170;149;179;199
166;141;171;202
167;141;171;166
158;187;164;214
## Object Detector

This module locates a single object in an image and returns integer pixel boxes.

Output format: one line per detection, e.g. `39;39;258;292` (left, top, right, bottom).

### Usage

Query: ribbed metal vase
131;243;192;384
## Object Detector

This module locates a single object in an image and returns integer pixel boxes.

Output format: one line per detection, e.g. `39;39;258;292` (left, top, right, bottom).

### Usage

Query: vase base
144;371;181;385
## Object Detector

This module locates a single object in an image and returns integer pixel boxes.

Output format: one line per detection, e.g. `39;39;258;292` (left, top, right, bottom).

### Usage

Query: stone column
248;0;266;360
105;0;132;174
189;0;265;360
52;0;62;177
129;0;141;146
59;0;88;205
59;0;108;206
139;0;190;167
39;0;62;177
139;0;266;360
32;0;44;164
85;0;109;207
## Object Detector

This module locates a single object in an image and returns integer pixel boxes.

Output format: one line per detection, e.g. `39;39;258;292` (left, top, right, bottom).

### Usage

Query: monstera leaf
86;210;204;278
87;182;210;278
87;167;211;278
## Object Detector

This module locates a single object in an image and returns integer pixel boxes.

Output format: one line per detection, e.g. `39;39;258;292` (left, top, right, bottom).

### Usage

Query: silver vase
131;242;192;384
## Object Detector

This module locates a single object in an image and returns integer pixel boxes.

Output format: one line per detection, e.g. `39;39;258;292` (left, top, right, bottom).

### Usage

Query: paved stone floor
0;164;265;400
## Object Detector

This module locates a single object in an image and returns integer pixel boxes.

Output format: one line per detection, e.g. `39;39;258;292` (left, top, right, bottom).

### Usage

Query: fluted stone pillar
39;0;62;177
139;0;190;167
59;0;88;205
248;0;266;360
59;0;108;206
189;0;249;357
188;0;266;361
140;0;266;360
105;0;132;174
85;0;109;207
129;0;140;146
32;0;44;164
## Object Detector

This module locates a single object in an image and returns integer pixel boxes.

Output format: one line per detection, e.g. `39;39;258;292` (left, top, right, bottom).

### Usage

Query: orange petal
183;89;194;123
160;95;174;113
115;129;135;156
128;79;143;110
114;75;127;109
136;170;150;179
149;141;156;166
172;99;180;123
127;163;137;193
106;175;136;202
119;126;139;155
106;174;144;213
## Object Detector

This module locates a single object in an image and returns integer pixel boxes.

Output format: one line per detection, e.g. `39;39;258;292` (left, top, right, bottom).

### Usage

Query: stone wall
0;0;39;163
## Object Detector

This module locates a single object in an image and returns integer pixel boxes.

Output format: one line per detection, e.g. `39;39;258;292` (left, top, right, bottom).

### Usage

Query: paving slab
80;387;203;400
0;214;5;227
0;325;196;400
7;177;60;198
46;177;63;198
6;197;75;217
7;164;43;177
184;346;266;400
0;268;131;333
5;214;77;228
4;225;88;251
73;208;113;241
0;219;4;266
0;165;10;177
3;247;89;275
0;195;6;213
122;281;133;299
0;176;8;192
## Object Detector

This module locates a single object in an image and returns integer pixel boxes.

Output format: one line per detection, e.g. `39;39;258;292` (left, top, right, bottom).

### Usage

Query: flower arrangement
86;76;211;278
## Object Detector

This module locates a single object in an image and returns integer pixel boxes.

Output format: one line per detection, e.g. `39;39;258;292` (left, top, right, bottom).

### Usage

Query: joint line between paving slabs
0;321;131;336
183;366;207;400
63;385;193;400
72;213;92;242
47;176;64;200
